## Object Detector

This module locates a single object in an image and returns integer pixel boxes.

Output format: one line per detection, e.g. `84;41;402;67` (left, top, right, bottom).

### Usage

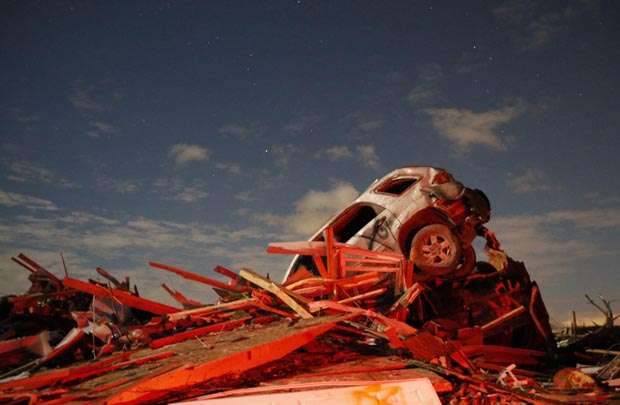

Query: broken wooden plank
239;268;313;319
161;283;203;308
63;278;179;315
325;227;338;279
105;316;345;404
480;305;526;335
96;267;126;290
308;300;417;336
149;317;251;349
213;265;243;286
165;298;257;323
266;241;328;256
312;254;329;278
0;352;131;391
149;261;249;293
337;287;387;305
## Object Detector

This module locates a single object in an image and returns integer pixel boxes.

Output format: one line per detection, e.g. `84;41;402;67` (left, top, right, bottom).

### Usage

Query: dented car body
285;166;495;281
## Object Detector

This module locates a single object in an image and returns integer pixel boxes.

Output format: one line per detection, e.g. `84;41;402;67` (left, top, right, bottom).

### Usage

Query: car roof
374;166;450;183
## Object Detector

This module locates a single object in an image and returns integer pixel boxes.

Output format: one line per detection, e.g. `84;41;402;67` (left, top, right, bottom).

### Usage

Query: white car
284;166;493;282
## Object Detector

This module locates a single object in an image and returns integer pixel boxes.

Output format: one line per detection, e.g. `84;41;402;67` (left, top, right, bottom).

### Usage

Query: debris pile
0;230;617;404
1;166;618;403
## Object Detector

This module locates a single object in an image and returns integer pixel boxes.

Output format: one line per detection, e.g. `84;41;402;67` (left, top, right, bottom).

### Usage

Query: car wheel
453;245;476;278
410;224;462;275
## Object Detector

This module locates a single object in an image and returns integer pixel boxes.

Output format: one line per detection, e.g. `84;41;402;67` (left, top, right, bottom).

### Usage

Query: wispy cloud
153;177;208;203
0;190;58;211
315;144;380;170
0;208;289;301
426;105;523;152
316;145;353;162
69;79;123;112
97;175;140;194
252;181;359;237
234;190;257;203
266;144;299;169
407;63;444;109
492;1;597;51
283;113;322;135
169;143;211;166
490;207;620;280
5;160;78;189
340;110;386;139
357;119;385;132
218;123;253;141
214;161;241;175
507;168;550;194
5;107;38;126
357;144;380;170
544;208;620;230
87;120;120;139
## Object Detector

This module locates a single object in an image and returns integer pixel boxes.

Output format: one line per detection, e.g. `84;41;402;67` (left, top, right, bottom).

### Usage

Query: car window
374;177;419;195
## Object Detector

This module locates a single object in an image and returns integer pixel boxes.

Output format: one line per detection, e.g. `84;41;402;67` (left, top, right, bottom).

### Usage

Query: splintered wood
1;234;616;404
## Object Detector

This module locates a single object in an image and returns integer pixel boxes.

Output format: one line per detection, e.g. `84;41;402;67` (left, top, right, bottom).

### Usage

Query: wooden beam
149;317;251;349
165;298;257;323
480;306;526;334
63;278;179;315
239;268;313;319
149;261;248;293
324;227;337;279
337;288;387;305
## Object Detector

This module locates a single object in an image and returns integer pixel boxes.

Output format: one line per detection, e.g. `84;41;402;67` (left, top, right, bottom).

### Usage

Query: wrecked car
285;166;500;281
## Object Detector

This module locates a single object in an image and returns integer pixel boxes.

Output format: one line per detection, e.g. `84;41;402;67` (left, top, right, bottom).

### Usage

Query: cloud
315;144;380;170
283;114;322;135
357;120;385;132
356;144;380;170
492;1;596;51
426;105;523;152
153;178;208;203
0;208;290;301
0;190;58;211
266;144;299;169
316;146;353;162
253;182;360;237
544;208;620;230
5;160;78;188
507;168;550;194
69;79;123;112
340;110;386;140
288;183;359;235
234;191;257;203
489;207;620;280
407;88;440;108
87;120;120;139
5;107;38;126
218;123;251;140
112;180;139;194
214;162;241;175
98;176;140;194
169;143;211;166
407;63;444;108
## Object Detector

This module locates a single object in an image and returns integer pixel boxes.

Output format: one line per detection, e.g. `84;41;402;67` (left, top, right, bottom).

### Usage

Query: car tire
410;224;462;276
453;245;476;278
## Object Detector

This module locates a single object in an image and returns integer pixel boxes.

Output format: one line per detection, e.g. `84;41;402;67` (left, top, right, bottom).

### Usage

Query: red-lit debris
1;229;618;404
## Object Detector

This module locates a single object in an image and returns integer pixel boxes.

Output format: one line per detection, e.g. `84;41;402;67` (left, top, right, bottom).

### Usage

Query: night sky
1;1;619;325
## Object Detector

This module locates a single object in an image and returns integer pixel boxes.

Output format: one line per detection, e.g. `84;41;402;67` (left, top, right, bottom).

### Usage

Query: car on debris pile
285;166;497;281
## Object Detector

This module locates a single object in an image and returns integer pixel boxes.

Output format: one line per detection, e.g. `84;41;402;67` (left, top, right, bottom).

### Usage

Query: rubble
0;166;618;404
